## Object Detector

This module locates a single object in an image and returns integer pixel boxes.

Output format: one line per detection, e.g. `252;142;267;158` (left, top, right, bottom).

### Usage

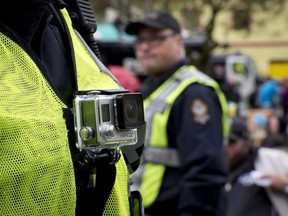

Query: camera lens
116;93;145;129
125;100;138;123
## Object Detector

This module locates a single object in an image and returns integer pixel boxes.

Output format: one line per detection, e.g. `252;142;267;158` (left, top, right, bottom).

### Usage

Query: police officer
125;11;229;216
0;0;143;215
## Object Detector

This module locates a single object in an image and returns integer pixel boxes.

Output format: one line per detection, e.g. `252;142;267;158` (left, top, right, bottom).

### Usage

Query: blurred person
225;117;288;216
262;114;287;149
249;113;268;147
248;76;264;108
210;64;240;103
281;79;288;115
261;174;288;193
125;11;229;216
221;77;241;104
256;78;280;109
0;0;145;215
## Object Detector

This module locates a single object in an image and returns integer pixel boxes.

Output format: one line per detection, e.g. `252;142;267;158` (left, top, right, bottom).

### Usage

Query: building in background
210;3;288;78
92;1;288;79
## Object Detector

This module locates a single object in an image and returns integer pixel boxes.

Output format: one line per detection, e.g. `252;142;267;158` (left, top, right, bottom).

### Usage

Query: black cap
125;11;181;35
229;117;249;141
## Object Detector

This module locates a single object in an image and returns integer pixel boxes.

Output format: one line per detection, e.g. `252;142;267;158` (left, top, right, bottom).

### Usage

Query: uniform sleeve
167;83;228;216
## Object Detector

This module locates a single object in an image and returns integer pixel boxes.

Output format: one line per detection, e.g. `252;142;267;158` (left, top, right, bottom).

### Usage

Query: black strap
76;165;116;216
121;125;145;174
63;108;116;216
62;0;102;60
129;190;144;216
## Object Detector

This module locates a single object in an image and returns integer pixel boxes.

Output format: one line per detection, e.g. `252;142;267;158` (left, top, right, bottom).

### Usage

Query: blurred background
88;0;288;127
89;0;288;76
86;2;288;208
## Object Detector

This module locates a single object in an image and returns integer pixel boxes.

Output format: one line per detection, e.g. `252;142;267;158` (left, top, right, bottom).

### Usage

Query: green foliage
89;0;287;70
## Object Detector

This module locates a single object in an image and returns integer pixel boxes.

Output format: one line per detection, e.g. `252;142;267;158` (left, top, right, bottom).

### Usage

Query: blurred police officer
125;11;229;216
0;0;144;215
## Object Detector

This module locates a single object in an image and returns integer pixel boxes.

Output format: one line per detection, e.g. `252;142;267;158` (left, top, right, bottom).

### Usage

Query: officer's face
135;27;184;76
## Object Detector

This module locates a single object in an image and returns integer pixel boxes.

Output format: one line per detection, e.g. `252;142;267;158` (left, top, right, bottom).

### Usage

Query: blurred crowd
110;37;288;216
228;76;288;150
105;10;288;215
225;116;288;216
116;64;288;215
218;75;288;216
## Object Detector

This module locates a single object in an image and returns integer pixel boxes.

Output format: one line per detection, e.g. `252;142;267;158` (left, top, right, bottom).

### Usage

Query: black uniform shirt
139;60;228;216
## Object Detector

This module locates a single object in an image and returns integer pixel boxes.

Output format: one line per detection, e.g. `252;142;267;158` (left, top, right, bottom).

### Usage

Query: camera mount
76;147;121;168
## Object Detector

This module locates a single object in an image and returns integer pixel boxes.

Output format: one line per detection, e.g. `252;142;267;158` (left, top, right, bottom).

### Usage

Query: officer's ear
174;33;184;46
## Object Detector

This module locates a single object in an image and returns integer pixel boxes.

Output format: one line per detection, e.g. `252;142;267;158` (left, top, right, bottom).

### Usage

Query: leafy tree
90;0;286;71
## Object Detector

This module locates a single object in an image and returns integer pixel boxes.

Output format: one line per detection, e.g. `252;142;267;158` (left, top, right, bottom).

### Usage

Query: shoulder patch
190;99;210;124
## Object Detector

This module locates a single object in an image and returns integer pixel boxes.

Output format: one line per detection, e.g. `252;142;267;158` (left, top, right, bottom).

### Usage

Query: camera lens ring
116;93;144;129
124;100;139;123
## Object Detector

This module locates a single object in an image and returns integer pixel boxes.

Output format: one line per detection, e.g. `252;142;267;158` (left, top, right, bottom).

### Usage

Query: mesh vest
0;8;130;216
139;66;229;207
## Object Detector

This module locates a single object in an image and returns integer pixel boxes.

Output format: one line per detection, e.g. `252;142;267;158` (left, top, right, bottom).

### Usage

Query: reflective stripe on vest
139;65;229;207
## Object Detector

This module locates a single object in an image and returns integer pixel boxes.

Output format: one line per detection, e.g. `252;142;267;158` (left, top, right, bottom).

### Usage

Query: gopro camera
73;90;145;151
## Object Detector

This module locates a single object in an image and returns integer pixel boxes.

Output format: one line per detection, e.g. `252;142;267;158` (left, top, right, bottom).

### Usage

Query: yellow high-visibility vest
0;7;130;216
139;65;229;207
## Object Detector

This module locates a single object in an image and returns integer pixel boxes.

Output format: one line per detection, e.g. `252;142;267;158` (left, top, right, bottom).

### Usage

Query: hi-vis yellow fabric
0;7;129;216
61;9;120;91
0;31;75;215
141;66;229;207
61;9;130;216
